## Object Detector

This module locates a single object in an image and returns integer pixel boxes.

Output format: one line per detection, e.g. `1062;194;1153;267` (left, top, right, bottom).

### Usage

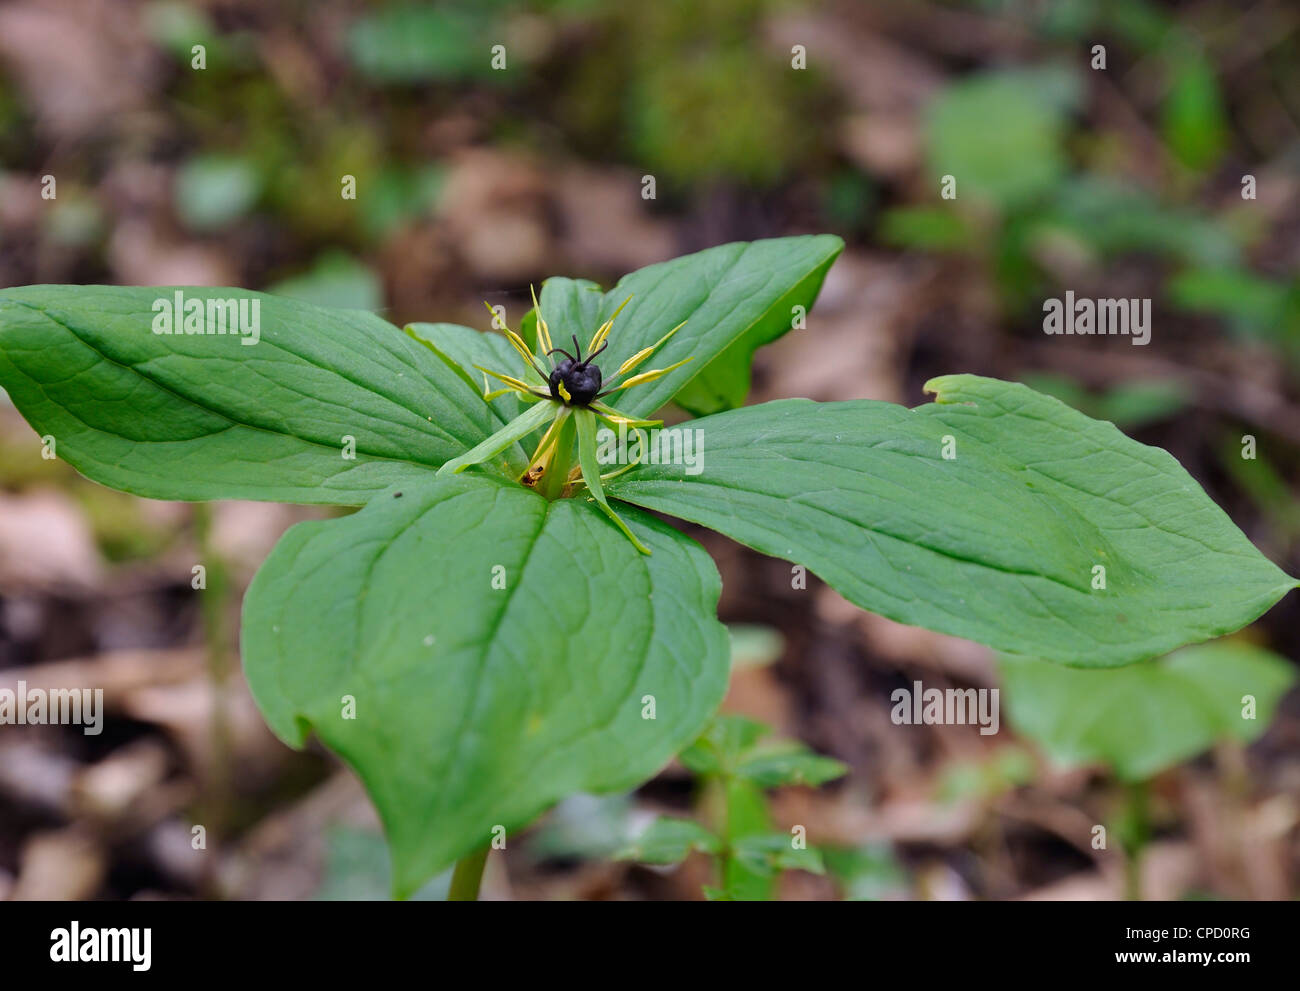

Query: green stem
1121;779;1150;901
448;846;490;901
193;503;232;894
538;413;576;501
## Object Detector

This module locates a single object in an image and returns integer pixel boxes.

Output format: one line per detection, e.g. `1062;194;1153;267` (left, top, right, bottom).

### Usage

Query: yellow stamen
616;356;694;390
482;300;510;333
556;379;572;403
613;322;683;378
615;345;657;377
588;296;633;353
474;364;536;395
526;408;568;467
505;328;538;370
591;405;662;429
598;460;642;482
529;284;553;356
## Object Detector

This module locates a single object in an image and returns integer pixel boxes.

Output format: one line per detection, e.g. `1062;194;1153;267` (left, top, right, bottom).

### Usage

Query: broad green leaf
1000;642;1296;781
538;278;604;353
406;322;523;409
537;237;843;418
405;322;533;469
0;286;505;504
735;744;849;789
607;376;1298;667
615;817;722;865
241;474;729;897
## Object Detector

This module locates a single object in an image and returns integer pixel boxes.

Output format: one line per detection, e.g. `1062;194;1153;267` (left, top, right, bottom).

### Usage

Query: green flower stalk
436;288;690;554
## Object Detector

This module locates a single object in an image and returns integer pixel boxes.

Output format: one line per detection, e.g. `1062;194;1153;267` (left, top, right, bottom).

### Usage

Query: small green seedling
1000;641;1296;898
616;714;847;900
1;235;1295;897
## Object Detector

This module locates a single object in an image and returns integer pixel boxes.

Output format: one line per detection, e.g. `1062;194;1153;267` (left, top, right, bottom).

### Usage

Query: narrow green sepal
438;400;557;476
574;407;651;554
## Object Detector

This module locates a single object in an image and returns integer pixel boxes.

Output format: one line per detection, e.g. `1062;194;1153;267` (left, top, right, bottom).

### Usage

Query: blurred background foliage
1;0;1298;901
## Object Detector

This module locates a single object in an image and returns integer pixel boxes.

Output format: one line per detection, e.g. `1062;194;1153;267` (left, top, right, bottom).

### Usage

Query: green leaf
615;817;722;865
1161;50;1229;173
528;793;636;861
735;744;849;789
314;827;450;901
719;776;777;900
405;321;528;428
879;206;973;251
731;833;826;877
241;474;729;896
347;4;499;83
538;237;843;418
926;68;1077;210
607;376;1298;667
1047;178;1238;268
1000;641;1296;781
1018;373;1191;430
0;286;506;504
174;154;260;232
727;623;784;669
267;252;383;312
679;714;771;777
823;842;910;901
539;278;605;350
1167;268;1294;343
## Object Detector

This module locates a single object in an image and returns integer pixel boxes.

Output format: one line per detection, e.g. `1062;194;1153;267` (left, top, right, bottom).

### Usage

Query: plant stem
1121;779;1150;901
193;503;232;895
448;846;490;901
538;413;576;500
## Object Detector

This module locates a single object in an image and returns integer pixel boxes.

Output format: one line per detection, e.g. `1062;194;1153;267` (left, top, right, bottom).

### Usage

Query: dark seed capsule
549;357;602;406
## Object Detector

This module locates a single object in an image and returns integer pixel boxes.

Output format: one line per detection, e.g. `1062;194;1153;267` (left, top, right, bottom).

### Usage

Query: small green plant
1;235;1295;898
616;714;847;900
1000;641;1296;898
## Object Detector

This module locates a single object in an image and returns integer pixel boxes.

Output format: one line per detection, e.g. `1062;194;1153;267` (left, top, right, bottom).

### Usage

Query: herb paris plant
0;235;1294;896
